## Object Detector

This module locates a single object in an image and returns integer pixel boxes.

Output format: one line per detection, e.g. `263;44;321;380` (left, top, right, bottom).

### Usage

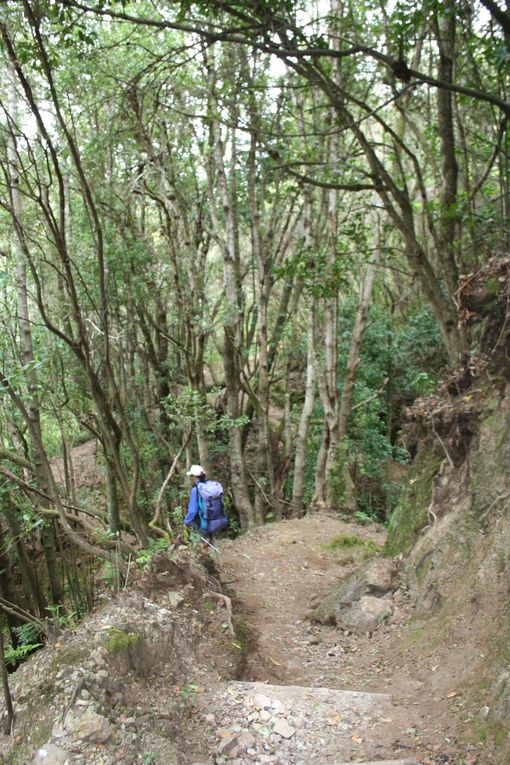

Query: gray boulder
309;557;398;632
31;742;69;765
67;709;113;743
491;670;510;723
334;594;392;635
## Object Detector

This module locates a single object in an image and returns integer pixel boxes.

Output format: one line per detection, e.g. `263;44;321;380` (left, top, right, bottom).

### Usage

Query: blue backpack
196;480;228;534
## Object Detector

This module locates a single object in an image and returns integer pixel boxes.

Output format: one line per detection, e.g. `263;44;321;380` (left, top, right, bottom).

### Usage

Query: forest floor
180;513;495;765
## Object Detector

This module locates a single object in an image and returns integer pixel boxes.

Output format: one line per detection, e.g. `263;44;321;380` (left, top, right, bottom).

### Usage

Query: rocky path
180;515;428;764
188;680;418;764
179;513;489;765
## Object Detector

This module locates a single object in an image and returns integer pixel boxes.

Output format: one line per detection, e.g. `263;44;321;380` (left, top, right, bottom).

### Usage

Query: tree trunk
291;304;317;516
206;48;255;529
247;81;272;525
4;506;46;618
105;453;122;533
0;520;25;643
0;623;14;734
326;253;380;510
7;63;64;606
311;0;344;508
435;1;461;298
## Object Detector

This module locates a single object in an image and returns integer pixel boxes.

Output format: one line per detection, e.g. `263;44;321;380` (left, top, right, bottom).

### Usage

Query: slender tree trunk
247;83;272;525
4;506;46;618
337;254;380;438
0;520;25;642
206;48;255;529
313;429;329;510
311;0;344;508
0;623;14;734
435;1;461;298
105;454;122;533
327;253;380;509
7;63;64;606
291;304;317;516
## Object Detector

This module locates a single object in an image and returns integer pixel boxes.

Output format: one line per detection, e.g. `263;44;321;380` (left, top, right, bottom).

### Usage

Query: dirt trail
218;514;387;688
199;514;489;765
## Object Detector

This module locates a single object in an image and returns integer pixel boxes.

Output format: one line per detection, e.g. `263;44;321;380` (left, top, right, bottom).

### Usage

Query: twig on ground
62;677;105;726
61;677;87;726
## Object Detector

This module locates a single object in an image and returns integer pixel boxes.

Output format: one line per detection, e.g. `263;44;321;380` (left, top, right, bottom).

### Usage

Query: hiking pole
200;536;221;554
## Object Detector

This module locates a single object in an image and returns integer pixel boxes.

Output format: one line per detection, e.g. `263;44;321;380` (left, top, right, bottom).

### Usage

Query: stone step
196;681;423;764
225;680;394;709
330;760;419;765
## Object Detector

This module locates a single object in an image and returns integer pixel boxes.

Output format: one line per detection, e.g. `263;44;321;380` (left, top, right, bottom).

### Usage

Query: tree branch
60;0;510;116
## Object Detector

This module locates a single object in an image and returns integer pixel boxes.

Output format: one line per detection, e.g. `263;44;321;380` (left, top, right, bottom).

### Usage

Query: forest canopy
0;0;508;620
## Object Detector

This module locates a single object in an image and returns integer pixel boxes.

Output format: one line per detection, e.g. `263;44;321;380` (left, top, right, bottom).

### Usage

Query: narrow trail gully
181;514;483;765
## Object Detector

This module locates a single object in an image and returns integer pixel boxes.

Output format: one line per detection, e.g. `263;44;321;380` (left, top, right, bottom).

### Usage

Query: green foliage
4;622;44;667
339;301;444;518
135;538;170;570
141;753;159;765
178;682;201;699
217;413;250;431
4;641;44;665
353;510;375;526
411;372;437;397
45;605;78;631
12;621;41;645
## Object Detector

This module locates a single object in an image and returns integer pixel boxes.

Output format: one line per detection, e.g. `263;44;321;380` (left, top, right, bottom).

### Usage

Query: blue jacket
184;484;203;528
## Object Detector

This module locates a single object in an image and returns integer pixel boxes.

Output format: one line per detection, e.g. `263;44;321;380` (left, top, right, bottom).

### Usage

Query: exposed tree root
203;590;235;636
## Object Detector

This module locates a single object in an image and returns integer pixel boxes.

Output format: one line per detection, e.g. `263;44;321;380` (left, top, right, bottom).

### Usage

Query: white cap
186;464;205;477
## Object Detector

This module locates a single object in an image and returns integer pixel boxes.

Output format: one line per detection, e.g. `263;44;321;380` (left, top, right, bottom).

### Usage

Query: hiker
183;464;228;544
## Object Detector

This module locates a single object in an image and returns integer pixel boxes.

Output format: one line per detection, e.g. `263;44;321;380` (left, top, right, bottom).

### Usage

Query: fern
135;538;169;569
5;642;43;664
13;622;41;646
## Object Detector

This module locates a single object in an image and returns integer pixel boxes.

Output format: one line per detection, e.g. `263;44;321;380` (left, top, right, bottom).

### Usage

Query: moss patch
323;534;381;557
105;627;141;654
232;616;250;652
384;451;442;556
